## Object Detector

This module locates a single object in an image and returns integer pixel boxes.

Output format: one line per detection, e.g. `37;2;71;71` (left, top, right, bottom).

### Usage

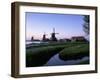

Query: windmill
50;28;59;41
31;36;34;41
42;32;47;41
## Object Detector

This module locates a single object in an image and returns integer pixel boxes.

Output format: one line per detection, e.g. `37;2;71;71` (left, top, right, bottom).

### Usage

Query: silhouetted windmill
31;36;34;41
42;32;47;41
50;28;59;41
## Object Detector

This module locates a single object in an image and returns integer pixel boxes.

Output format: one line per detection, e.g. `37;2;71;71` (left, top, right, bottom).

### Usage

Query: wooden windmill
50;28;59;41
42;32;47;41
31;36;34;41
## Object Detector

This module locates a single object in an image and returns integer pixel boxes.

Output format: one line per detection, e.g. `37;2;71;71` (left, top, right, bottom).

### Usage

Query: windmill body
42;33;47;41
50;28;59;41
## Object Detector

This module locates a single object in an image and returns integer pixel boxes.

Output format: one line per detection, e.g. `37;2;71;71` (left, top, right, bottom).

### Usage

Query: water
26;41;49;45
44;54;89;66
26;41;42;45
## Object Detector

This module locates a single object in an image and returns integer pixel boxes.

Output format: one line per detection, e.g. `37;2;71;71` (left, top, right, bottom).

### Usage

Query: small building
65;39;71;42
59;38;71;42
71;36;87;42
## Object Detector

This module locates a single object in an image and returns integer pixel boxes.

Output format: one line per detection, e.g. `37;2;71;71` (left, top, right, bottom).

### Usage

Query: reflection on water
44;54;89;66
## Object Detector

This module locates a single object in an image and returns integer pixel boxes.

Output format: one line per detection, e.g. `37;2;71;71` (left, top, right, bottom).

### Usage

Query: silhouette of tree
83;15;90;35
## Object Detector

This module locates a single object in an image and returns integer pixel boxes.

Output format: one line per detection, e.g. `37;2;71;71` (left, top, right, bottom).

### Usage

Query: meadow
26;42;89;67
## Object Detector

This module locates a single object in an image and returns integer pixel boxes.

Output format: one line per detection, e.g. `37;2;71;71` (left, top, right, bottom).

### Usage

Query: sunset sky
26;12;85;40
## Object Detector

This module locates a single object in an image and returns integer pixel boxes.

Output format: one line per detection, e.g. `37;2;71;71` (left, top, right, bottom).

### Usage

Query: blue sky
26;12;85;40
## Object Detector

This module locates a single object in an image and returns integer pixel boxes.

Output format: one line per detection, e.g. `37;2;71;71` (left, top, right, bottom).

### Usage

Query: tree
83;15;90;35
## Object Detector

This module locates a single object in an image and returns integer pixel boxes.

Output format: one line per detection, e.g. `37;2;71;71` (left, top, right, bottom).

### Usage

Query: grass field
26;42;89;67
59;44;89;60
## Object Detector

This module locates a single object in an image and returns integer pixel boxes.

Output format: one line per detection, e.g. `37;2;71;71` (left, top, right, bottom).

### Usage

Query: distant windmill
31;36;34;41
42;32;47;41
50;28;59;41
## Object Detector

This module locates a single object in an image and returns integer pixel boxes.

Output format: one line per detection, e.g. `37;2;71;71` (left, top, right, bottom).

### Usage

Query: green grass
26;42;89;67
26;45;65;67
26;42;87;49
26;43;81;67
26;42;88;52
59;44;89;61
78;59;89;64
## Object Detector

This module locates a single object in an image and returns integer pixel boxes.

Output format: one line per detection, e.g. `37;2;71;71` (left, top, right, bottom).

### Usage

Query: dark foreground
26;42;89;67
